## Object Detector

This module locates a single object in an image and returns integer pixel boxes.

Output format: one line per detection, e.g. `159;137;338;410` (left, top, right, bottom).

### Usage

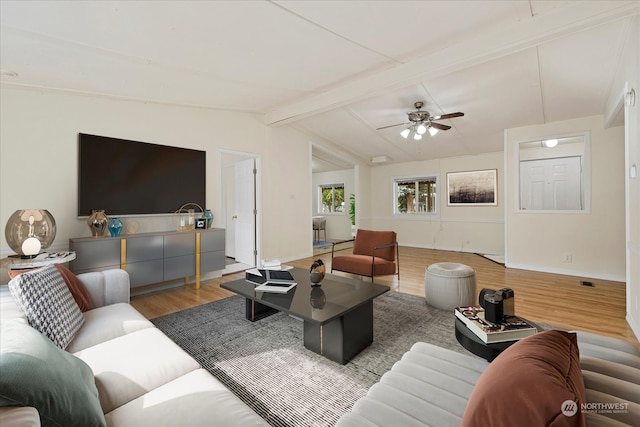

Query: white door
234;158;256;266
520;156;582;210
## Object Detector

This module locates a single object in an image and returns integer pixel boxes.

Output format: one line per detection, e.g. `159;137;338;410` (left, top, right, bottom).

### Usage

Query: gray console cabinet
69;238;121;273
201;229;226;273
126;235;164;287
70;228;225;289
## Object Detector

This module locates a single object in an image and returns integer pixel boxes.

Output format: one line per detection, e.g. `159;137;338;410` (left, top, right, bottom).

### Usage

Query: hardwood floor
131;247;639;347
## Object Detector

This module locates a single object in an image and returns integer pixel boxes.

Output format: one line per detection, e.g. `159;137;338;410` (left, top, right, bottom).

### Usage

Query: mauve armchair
330;229;399;282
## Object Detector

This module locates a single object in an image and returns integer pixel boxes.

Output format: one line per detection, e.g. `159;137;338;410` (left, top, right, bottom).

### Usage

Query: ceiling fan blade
376;122;410;130
432;112;464;120
430;122;452;131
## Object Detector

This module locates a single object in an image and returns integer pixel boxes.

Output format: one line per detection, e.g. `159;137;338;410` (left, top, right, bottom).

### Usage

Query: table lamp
5;209;56;258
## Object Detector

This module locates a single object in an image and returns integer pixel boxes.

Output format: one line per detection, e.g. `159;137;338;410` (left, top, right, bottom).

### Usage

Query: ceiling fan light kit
379;101;464;141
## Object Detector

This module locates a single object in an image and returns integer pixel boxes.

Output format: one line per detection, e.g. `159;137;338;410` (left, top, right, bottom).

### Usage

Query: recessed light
0;69;19;77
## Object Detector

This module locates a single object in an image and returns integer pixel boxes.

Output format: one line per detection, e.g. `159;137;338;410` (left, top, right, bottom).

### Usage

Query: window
318;184;345;213
394;177;437;214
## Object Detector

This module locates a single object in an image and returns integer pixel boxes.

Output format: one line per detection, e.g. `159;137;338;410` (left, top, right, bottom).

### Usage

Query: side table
455;317;543;362
1;252;76;277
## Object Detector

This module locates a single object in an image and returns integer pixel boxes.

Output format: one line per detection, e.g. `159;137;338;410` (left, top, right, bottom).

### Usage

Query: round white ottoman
424;262;476;310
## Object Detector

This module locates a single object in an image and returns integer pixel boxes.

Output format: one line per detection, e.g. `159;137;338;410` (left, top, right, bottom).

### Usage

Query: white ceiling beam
265;1;640;126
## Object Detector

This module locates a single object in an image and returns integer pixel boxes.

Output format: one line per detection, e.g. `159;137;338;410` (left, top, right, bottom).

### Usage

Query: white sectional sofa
0;268;268;427
336;329;640;427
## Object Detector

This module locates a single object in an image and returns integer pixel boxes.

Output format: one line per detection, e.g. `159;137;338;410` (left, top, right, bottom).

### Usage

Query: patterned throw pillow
8;264;85;349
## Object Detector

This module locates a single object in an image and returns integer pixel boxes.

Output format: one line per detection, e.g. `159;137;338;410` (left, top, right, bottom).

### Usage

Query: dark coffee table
455;317;543;362
221;267;389;364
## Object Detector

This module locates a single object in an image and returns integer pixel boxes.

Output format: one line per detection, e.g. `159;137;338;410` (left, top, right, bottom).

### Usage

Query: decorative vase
202;209;214;229
108;217;123;237
87;210;109;238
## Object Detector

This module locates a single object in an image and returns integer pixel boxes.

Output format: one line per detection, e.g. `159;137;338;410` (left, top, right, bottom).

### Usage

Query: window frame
317;183;346;215
393;175;438;216
515;132;591;214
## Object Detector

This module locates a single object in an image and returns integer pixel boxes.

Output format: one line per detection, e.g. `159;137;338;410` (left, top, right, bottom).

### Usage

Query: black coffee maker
478;288;515;324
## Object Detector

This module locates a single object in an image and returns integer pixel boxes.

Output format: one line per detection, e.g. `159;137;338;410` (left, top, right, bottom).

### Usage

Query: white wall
0;87;312;281
261;126;313;263
609;15;639;338
312;168;355;240
505;116;625;281
365;151;504;254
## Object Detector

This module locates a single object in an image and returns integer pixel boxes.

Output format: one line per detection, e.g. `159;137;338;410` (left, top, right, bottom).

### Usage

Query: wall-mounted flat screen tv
78;133;206;216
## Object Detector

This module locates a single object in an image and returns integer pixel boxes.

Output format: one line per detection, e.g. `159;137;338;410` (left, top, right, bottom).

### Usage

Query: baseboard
506;262;625;283
400;242;500;256
626;313;640;341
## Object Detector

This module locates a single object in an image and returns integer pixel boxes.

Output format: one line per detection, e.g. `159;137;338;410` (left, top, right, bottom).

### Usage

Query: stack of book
454;306;537;343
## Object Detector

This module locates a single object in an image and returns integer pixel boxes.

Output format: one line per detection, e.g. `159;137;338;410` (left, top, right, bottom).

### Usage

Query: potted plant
349;193;356;236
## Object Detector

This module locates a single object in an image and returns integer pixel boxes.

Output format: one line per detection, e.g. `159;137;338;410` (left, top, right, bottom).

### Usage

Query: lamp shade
5;209;56;258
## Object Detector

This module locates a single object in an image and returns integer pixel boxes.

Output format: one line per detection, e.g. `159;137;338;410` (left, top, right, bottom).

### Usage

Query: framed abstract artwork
447;169;497;206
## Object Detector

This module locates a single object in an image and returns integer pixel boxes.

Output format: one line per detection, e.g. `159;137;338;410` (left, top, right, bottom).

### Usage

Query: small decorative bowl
310;271;325;285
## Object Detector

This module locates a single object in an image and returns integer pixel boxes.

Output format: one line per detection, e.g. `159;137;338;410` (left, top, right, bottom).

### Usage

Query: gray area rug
152;292;471;427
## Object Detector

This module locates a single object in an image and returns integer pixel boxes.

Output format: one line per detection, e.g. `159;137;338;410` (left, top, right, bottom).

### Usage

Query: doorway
220;151;261;273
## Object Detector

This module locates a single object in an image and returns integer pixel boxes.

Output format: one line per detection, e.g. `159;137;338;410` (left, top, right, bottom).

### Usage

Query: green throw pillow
0;321;106;427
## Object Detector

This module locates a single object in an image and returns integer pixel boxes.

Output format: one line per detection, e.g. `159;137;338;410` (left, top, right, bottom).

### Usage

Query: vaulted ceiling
1;1;637;171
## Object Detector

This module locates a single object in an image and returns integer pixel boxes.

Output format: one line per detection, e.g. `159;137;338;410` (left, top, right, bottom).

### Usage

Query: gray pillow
8;264;84;349
0;321;106;427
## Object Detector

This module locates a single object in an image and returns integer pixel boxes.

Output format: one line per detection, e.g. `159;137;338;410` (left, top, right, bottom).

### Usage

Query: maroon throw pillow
54;264;94;312
461;330;586;427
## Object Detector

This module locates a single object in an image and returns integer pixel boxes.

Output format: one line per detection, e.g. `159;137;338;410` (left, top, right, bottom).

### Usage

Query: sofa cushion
66;302;155;353
105;369;269;426
54;264;94;312
335;342;489;427
0;321;105;427
0;406;40;427
6;265;95;313
73;328;200;413
332;254;397;277
0;287;27;324
461;330;586;427
8;264;84;349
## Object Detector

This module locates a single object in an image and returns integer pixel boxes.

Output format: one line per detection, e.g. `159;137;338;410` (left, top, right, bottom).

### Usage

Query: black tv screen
78;133;206;216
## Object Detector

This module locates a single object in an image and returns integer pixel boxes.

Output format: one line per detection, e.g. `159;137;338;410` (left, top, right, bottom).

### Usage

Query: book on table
454;306;537;343
245;268;297;293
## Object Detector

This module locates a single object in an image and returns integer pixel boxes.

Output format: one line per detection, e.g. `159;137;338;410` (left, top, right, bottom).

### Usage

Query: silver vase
87;210;109;238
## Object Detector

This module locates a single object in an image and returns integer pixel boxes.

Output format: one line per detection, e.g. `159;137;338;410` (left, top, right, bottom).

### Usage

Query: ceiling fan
376;101;464;140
